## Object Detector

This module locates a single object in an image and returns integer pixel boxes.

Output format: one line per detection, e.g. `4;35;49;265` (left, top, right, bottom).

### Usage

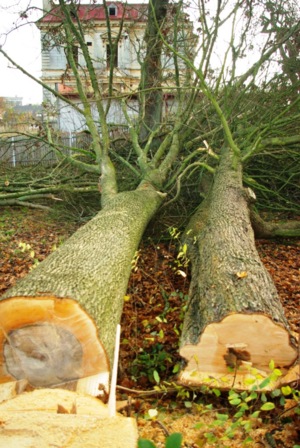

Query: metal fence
0;127;128;168
0;138;64;167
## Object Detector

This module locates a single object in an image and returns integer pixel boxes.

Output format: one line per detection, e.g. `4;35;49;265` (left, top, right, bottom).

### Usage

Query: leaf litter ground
0;208;299;447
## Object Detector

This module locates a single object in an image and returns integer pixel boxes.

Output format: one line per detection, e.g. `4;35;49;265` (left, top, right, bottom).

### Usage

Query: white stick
108;324;121;417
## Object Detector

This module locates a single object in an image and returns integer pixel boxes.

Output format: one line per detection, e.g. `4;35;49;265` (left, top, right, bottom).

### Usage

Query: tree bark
0;187;162;393
139;0;168;141
250;209;300;238
179;149;297;390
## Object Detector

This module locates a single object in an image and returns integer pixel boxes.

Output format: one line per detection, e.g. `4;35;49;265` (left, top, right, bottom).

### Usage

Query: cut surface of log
179;313;297;390
0;388;138;448
0;296;109;391
0;388;109;414
0;379;28;404
0;413;138;448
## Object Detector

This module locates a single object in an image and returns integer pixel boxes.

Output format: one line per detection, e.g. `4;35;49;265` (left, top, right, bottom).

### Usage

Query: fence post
11;137;16;167
69;131;73;155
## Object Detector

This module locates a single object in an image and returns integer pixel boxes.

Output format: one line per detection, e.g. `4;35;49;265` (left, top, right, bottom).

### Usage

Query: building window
109;5;117;16
86;41;92;47
106;44;118;68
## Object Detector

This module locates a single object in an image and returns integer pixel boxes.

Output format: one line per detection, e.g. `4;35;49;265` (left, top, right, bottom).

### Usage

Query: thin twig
155;420;170;437
117;385;178;396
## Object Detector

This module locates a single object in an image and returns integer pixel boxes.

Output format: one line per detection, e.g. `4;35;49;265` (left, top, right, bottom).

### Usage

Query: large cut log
0;188;162;393
179;149;298;390
0;388;138;448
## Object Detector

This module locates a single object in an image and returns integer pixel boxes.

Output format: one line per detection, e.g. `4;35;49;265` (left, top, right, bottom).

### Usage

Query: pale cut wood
0;413;138;448
0;296;110;392
277;364;300;387
0;388;110;415
0;388;138;448
179;313;297;390
0;382;17;404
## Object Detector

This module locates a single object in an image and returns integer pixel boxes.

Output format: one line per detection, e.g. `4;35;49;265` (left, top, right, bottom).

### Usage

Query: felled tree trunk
0;187;162;394
179;149;297;390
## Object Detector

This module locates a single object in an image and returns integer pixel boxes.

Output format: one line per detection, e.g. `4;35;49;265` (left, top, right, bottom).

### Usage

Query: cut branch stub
0;296;109;392
179;313;297;390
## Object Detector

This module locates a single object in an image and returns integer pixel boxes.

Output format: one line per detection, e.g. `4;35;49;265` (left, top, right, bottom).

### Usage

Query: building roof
38;2;148;25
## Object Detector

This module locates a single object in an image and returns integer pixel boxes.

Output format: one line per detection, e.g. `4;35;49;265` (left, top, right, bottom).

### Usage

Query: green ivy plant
138;360;299;448
130;343;173;383
197;361;300;446
138;433;182;448
168;226;190;277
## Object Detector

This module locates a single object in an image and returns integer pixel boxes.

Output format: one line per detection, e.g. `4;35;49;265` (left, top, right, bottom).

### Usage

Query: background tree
139;0;168;141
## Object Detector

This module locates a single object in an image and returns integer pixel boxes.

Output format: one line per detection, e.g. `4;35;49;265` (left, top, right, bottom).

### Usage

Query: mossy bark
250;209;300;238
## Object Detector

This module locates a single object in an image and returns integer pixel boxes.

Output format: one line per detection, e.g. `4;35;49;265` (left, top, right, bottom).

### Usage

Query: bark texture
0;187;163;391
139;0;168;141
179;150;297;389
250;209;300;238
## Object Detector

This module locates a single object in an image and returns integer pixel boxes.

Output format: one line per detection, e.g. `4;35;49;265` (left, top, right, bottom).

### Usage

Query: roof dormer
108;4;117;17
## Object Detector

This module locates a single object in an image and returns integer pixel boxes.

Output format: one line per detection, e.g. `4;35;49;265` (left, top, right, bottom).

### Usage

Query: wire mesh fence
0;127;128;167
1;139;58;167
0;134;90;168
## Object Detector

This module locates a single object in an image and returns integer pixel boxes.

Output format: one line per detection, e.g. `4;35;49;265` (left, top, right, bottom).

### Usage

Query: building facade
37;1;195;134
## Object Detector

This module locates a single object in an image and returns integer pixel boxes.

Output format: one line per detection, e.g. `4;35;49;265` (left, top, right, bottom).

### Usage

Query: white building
37;1;195;134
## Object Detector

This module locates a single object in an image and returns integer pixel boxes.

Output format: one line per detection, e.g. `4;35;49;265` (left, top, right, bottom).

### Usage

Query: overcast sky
0;0;42;105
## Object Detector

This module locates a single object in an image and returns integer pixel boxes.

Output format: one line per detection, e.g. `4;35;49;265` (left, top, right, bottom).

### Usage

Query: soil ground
0;207;299;447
